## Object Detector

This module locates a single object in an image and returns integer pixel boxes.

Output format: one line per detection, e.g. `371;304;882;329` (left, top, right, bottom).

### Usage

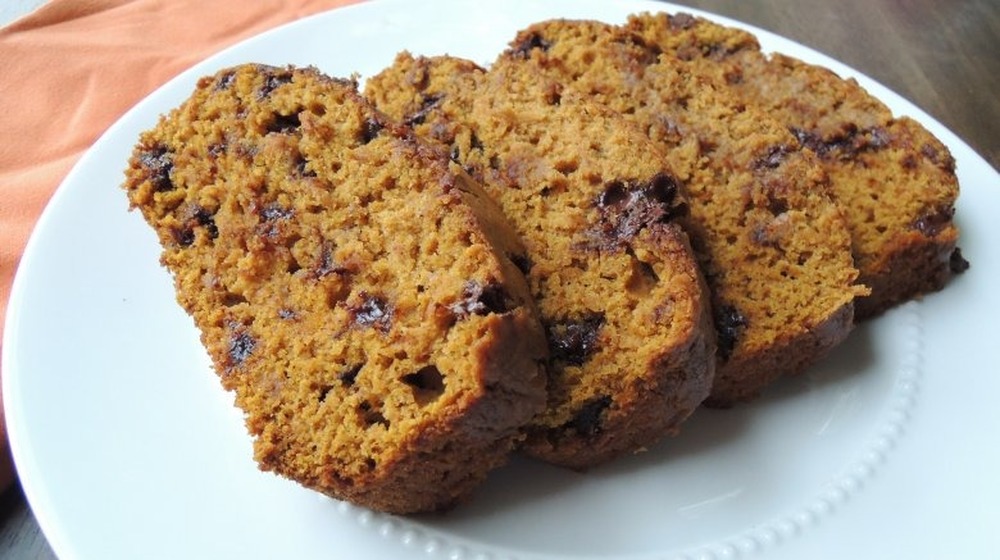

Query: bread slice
625;12;965;318
122;63;548;513
502;20;866;406
366;53;715;468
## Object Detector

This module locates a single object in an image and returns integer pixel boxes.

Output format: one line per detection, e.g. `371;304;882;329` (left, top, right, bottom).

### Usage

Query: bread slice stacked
366;52;715;468
493;19;865;406
121;12;964;514
624;12;964;318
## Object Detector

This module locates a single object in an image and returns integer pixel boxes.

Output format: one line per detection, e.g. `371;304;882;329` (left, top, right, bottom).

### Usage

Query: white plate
4;1;999;559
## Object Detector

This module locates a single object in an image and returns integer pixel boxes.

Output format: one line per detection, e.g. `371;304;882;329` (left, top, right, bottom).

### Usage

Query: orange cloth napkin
0;0;362;489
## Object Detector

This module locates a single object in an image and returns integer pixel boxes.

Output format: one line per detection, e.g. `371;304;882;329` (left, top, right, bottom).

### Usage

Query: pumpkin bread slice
625;12;965;318
501;20;865;405
122;64;547;513
366;53;715;468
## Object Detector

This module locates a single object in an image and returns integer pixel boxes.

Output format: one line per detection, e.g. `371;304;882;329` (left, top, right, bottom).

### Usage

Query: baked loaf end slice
122;63;548;513
366;53;715;468
503;20;866;406
625;12;965;318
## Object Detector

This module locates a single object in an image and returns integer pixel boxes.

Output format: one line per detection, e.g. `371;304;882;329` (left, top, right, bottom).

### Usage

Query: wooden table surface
1;0;997;558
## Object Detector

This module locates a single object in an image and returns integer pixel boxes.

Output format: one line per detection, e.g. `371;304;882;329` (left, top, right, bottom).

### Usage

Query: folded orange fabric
0;0;362;489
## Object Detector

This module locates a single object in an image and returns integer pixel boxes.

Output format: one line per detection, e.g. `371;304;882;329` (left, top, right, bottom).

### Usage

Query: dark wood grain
1;484;57;559
1;1;996;558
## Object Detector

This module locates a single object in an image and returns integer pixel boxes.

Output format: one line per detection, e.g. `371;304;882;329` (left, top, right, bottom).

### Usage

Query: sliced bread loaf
625;12;965;318
502;20;865;405
366;52;715;468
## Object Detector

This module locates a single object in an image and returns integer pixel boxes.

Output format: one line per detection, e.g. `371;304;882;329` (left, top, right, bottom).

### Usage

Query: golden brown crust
366;52;716;468
625;12;963;319
502;19;864;406
122;63;547;513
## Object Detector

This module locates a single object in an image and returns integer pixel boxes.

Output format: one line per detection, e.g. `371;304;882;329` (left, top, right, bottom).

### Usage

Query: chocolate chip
791;127;827;156
472;284;513;314
228;329;256;368
256;204;293;241
449;281;513;318
615;173;678;209
258;70;293;99
510;31;551;58
277;308;297;320
546;314;605;366
208;142;227;158
260;204;294;222
350;293;393;332
215;71;236;91
360;117;384;144
753;145;793;170
598;181;629;207
568;395;612;438
405;94;442;126
138;146;174;192
792;125;893;160
869;127;891;149
921;143;956;172
920;144;939;161
171;226;195;247
703;42;738;60
668;13;697;30
266;112;301;134
585;172;683;250
912;206;954;237
714;304;747;362
169;204;217;248
792;126;861;158
192;206;218;239
949;247;970;274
